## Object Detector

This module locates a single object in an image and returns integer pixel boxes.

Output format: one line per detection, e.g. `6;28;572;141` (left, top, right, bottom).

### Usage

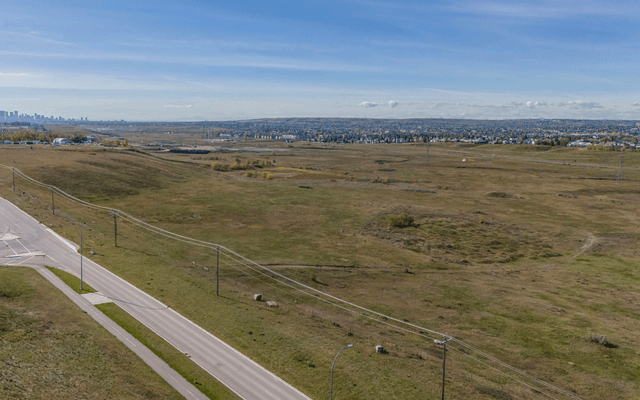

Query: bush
246;171;253;178
259;172;273;180
211;162;229;171
388;214;414;228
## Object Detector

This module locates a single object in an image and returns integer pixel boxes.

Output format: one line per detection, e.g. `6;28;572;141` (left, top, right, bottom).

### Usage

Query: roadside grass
95;302;241;400
0;266;184;400
46;265;96;294
1;143;639;398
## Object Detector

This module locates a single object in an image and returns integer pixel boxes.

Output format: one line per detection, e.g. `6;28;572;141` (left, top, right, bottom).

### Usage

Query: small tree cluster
212;158;276;172
0;129;85;143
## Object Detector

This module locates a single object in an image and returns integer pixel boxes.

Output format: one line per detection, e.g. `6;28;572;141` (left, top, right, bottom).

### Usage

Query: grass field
0;266;184;400
1;141;639;399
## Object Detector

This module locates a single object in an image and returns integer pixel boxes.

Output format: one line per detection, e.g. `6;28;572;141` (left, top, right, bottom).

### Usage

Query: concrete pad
81;291;113;305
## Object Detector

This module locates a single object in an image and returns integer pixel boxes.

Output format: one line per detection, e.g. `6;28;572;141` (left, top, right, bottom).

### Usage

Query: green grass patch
96;302;241;400
0;266;183;399
46;266;96;294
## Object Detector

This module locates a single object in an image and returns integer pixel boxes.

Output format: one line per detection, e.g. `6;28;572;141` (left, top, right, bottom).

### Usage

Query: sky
1;0;640;121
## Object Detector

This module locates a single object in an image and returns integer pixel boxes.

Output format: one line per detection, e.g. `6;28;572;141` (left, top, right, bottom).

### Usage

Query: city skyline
0;109;87;124
2;1;640;121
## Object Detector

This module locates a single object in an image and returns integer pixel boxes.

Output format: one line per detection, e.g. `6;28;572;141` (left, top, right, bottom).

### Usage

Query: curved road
0;196;312;400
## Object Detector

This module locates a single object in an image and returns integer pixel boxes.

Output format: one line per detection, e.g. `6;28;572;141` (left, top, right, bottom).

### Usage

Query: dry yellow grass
1;141;639;399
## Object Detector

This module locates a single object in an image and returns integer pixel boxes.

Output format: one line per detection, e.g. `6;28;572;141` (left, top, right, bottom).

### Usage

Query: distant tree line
0;129;85;143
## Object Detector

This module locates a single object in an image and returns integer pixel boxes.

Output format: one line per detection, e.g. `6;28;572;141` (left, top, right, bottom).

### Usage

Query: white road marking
6;252;44;258
0;229;20;241
4;241;17;255
16;238;30;253
6;257;21;266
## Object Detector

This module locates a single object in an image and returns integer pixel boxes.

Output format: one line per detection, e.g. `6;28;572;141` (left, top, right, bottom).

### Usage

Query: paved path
30;264;208;400
0;197;312;400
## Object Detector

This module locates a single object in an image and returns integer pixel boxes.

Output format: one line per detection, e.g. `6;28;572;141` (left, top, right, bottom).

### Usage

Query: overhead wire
447;344;562;400
1;163;583;399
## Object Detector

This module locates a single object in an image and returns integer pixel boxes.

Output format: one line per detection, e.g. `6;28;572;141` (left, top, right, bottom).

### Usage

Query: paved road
0;197;312;400
28;264;209;400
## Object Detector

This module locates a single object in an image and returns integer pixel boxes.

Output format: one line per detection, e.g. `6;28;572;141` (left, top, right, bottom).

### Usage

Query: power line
2;163;584;399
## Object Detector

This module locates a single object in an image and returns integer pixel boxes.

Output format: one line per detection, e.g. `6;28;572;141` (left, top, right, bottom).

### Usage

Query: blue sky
1;0;640;121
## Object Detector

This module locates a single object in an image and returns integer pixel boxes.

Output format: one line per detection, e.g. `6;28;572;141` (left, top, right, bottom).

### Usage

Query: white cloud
556;100;602;109
526;101;547;108
359;100;399;108
632;102;640;106
0;50;387;74
165;104;193;109
0;72;29;76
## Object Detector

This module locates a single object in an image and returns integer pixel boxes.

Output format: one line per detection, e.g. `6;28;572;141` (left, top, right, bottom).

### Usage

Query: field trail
576;232;598;256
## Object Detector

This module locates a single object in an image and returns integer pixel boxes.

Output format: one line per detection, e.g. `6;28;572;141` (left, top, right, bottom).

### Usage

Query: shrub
211;162;229;171
246;171;253;178
388;214;414;228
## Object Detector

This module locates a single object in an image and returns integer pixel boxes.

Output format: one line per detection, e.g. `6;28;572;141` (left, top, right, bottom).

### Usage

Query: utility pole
51;187;55;215
435;336;453;400
216;246;220;296
109;211;119;247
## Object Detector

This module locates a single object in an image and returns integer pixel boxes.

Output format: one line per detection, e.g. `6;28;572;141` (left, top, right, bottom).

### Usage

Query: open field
1;141;639;399
0;266;184;400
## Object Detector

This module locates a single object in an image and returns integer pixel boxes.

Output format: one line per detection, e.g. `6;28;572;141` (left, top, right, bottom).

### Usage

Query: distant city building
0;109;89;124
